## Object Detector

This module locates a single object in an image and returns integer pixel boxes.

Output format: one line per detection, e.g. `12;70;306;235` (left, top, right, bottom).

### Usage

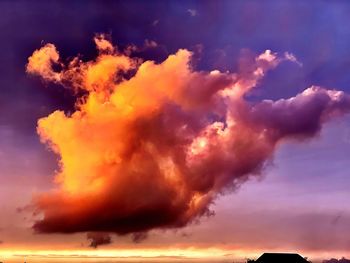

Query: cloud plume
26;35;350;235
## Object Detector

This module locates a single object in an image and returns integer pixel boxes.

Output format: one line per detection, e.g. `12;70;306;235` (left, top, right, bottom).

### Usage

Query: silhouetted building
255;253;309;263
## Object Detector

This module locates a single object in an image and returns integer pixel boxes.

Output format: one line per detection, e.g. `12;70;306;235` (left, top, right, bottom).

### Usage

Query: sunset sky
1;1;350;263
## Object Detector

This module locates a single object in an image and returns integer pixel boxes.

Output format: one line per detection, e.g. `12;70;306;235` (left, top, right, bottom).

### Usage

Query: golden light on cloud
26;34;350;240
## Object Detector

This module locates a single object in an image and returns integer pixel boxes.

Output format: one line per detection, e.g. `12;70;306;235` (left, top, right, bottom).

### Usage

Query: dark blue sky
2;0;350;134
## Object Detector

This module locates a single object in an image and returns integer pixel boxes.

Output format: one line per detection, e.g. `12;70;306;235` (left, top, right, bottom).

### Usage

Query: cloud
124;39;159;57
323;258;350;263
131;232;148;243
152;20;159;26
187;9;197;17
26;43;61;82
26;35;350;235
94;34;115;54
86;232;112;248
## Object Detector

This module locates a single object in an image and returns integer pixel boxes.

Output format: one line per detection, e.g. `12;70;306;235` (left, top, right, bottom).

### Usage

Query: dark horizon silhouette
246;253;310;263
245;253;350;263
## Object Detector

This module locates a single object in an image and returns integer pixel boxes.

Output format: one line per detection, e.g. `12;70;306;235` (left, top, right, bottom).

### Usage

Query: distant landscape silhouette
245;253;350;263
246;253;310;263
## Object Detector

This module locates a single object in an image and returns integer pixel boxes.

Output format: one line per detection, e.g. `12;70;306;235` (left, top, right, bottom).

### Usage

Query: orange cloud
94;34;115;54
26;35;350;236
26;43;61;82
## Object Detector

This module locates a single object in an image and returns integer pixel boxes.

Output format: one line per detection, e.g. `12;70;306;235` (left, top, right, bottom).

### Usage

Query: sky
1;1;350;262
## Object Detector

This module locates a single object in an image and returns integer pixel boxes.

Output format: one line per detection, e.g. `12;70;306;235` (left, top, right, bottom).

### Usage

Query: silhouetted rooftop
256;253;308;263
